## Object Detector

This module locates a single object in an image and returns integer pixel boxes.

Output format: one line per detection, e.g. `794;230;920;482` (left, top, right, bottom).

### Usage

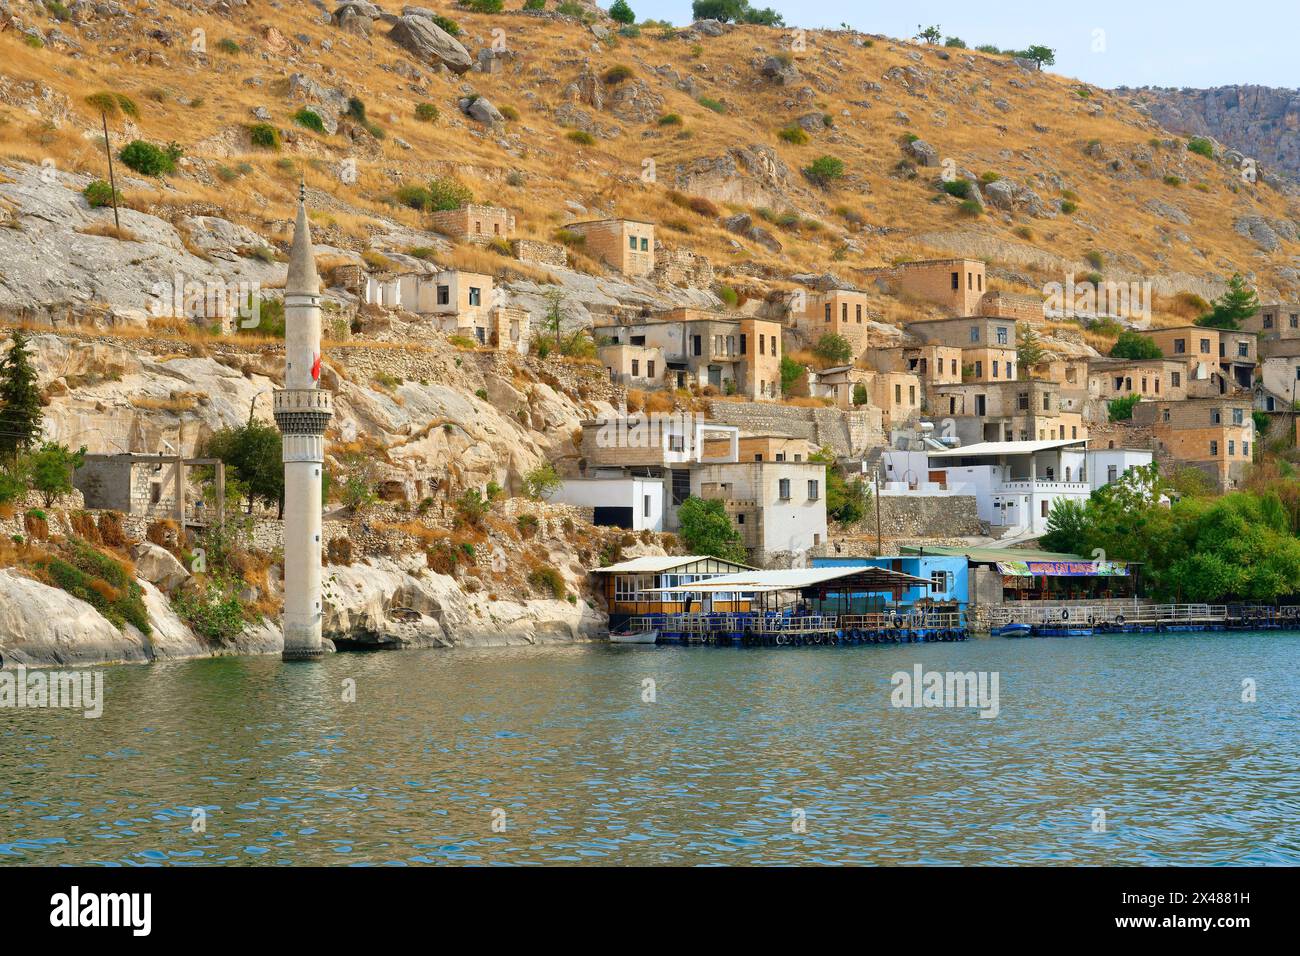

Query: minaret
274;183;332;661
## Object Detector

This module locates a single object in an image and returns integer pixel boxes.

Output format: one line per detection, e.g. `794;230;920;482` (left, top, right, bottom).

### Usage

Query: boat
609;629;658;645
991;622;1033;638
1033;626;1095;638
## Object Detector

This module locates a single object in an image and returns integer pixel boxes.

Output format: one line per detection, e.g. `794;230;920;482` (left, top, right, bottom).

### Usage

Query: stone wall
512;238;567;268
651;245;714;288
878;494;981;537
1087;420;1153;450
705;401;885;456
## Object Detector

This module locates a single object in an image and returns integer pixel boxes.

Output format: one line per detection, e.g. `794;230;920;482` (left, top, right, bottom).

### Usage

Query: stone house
810;366;922;425
599;342;666;388
692;460;828;567
593;308;783;400
429;204;515;245
1243;302;1300;341
788;288;875;355
565;218;655;276
1086;357;1190;404
703;433;816;463
1132;397;1254;490
1255;339;1300;411
905;317;1019;384
865;258;987;316
932;380;1087;445
1147;325;1257;393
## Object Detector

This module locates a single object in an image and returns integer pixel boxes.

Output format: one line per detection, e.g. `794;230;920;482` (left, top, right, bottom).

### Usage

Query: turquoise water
1;632;1297;865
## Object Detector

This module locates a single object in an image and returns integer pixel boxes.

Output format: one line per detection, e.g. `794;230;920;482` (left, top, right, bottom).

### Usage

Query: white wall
551;477;664;532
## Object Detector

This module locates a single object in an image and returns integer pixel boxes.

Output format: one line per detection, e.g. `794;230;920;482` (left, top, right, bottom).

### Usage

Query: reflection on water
1;633;1297;865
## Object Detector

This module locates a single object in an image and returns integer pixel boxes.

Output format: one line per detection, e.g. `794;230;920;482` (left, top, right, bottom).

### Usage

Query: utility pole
100;111;121;234
873;464;882;556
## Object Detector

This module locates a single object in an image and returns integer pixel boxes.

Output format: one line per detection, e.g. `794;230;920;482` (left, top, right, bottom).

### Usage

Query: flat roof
902;545;1090;563
565;218;655;227
925;438;1086;458
657;565;930;593
592;555;755;574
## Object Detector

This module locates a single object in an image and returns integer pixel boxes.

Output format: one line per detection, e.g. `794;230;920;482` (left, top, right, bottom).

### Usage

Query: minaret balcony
274;388;334;435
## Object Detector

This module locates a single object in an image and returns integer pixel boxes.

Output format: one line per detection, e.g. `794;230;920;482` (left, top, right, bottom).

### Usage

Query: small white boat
609;629;658;645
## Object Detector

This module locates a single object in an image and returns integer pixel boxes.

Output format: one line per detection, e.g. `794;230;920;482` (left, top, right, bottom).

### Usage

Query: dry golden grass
0;8;1294;341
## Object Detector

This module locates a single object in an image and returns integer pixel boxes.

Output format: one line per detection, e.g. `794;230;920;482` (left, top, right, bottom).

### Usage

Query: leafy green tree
1021;45;1056;70
1109;330;1163;360
0;331;44;465
814;333;853;365
852;382;869;406
29;442;85;507
812;448;869;525
523;462;562;500
1016;323;1044;375
1196;273;1260;330
203;421;284;517
426;175;474;212
608;0;635;24
915;25;942;44
677;496;748;563
1108;394;1141;421
779;355;805;395
691;0;782;24
1040;498;1088;554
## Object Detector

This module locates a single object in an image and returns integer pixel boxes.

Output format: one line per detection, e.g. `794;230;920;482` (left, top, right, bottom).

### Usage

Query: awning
997;560;1129;577
657;565;931;593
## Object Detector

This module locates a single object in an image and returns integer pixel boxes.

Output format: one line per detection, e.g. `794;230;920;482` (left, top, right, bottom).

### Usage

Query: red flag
311;353;321;381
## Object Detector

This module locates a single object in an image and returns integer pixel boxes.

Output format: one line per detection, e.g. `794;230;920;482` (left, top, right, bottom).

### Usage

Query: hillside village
1;1;1299;663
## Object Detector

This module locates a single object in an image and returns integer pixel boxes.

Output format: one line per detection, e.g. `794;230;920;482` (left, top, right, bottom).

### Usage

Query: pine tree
1196;273;1260;330
0;331;44;465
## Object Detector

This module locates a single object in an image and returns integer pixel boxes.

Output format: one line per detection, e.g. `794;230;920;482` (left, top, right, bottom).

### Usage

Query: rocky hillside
0;0;1297;310
1124;85;1300;186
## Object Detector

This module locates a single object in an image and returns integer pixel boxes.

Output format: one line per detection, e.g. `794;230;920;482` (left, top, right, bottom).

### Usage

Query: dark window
437;285;450;306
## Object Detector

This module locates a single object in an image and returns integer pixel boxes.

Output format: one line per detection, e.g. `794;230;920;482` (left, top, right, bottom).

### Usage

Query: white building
1084;448;1153;491
690;460;828;568
880;438;1152;537
550;476;665;532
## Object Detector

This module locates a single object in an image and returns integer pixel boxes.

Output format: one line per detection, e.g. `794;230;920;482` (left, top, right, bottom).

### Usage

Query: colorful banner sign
996;560;1129;578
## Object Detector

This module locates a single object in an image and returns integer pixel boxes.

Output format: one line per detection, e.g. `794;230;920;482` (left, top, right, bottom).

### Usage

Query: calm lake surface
2;633;1297;866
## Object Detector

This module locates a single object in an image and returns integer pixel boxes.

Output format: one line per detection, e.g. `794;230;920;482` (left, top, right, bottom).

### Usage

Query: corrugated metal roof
590;555;755;574
658;565;930;592
901;545;1090;563
925;438;1086;458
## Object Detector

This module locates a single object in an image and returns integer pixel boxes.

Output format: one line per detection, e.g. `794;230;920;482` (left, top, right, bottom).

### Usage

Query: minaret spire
274;185;332;661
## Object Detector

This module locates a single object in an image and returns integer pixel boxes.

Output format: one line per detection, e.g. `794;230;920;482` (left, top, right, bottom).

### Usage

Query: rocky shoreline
0;556;607;669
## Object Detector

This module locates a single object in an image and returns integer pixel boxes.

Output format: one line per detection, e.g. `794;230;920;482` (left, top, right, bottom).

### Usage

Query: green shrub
523;0;545;8
248;123;281;150
173;580;246;643
697;96;726;113
1084;249;1104;270
83;180;120;208
717;285;739;307
427;175;473;211
658;113;683;126
527;566;566;600
460;0;503;11
1163;175;1183;187
499;104;519;121
814;333;852;364
118;140;180;176
957;198;982;217
803;155;845;186
292;109;326;134
1060;199;1078;214
603;64;634;84
940;178;972;199
567;129;596;145
433;14;461;34
216;37;241;55
778;125;809;145
1187;137;1214;159
415;102;439;122
979;171;1001;183
38;539;150;634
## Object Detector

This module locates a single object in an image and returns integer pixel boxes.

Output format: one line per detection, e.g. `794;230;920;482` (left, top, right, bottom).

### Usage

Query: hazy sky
628;1;1300;89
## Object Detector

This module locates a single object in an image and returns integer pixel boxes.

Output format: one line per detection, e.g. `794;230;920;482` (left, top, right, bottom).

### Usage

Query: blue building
813;555;969;609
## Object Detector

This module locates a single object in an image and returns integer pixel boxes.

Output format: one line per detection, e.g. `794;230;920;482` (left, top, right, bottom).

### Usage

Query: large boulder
459;95;504;126
388;15;473;75
132;541;190;592
905;138;940;167
760;55;800;86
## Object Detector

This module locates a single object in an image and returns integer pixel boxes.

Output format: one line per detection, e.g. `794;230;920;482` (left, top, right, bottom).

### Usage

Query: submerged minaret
274;183;332;661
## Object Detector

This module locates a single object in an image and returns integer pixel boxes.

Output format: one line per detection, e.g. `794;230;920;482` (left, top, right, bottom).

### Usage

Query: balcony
997;480;1090;494
273;388;333;435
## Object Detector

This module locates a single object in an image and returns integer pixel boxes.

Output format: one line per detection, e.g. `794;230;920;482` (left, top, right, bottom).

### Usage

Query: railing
982;603;1228;627
841;610;963;630
630;611;964;634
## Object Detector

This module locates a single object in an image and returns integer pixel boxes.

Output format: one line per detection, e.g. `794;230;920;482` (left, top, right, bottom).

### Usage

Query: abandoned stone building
565;218;656;276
